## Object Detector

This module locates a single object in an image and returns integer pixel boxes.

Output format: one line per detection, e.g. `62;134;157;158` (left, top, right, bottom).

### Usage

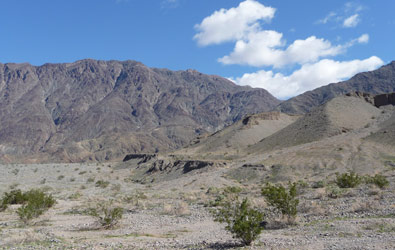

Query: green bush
87;177;95;183
95;180;110;188
212;198;264;246
207;187;240;207
0;201;7;212
88;202;123;229
223;186;243;194
365;174;389;189
2;189;26;205
335;172;362;188
4;189;57;224
261;182;299;222
311;180;325;189
325;184;344;199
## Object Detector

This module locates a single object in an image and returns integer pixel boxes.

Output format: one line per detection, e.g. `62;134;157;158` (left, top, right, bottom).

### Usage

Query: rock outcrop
374;93;395;107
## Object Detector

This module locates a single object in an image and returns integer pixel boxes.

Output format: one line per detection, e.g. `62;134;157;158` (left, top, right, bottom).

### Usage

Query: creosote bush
212;198;264;246
0;189;56;223
261;182;299;223
1;189;26;210
207;186;241;207
335;172;362;188
95;180;110;188
88;201;123;229
364;174;389;189
17;189;56;224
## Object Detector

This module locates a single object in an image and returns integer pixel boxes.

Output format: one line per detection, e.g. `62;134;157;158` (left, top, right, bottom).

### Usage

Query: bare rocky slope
0;59;280;163
176;111;299;159
277;61;395;114
253;95;382;152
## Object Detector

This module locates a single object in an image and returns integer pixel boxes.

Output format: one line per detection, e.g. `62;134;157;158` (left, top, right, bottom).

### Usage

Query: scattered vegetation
326;184;345;199
335;172;362;188
312;180;325;189
87;201;123;229
0;189;26;211
261;182;299;222
0;189;56;224
335;172;389;189
87;177;95;183
207;186;242;207
95;180;110;188
212;198;264;246
364;174;389;189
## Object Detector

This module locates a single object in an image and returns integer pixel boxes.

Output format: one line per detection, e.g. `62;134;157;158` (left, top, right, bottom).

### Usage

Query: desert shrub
1;189;26;211
212;198;264;246
261;182;299;222
0;201;7;212
88;202;123;229
364;174;389;189
325;184;344;199
295;180;309;194
207;186;242;207
312;180;325;189
87;177;95;183
95;180;110;188
16;189;56;224
223;186;243;194
295;180;309;189
2;189;26;205
57;175;65;180
335;172;362;188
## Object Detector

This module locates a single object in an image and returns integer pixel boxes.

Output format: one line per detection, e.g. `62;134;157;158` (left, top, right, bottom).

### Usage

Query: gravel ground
0;163;394;250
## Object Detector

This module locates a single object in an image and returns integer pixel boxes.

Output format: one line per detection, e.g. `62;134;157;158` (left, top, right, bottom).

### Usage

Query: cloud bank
232;56;383;99
194;0;383;99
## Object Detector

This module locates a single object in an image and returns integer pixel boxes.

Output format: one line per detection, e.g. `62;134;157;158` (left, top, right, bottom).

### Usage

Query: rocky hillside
0;59;280;162
277;61;395;114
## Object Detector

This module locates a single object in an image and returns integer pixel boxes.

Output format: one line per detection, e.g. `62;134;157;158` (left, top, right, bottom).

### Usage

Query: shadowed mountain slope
277;61;395;114
0;59;280;162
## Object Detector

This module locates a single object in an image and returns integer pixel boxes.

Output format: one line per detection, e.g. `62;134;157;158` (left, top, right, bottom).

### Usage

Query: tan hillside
249;95;382;153
176;112;299;158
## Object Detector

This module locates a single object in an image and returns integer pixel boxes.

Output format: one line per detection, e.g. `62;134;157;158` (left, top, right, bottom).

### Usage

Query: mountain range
1;59;394;163
0;59;279;162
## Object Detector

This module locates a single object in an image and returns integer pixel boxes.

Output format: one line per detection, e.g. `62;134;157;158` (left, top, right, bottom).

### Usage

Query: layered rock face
0;59;280;162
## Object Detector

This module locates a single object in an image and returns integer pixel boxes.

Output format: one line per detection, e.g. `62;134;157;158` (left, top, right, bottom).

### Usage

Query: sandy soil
0;161;394;250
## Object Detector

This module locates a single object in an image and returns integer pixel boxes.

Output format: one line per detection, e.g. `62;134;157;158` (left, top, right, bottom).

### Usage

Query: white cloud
317;3;364;27
233;56;384;99
357;33;369;43
317;11;337;24
195;1;380;100
343;14;360;27
193;0;275;46
218;30;284;67
219;34;345;68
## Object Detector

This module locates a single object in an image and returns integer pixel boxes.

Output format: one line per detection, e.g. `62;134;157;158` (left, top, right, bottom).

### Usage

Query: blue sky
0;0;394;99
